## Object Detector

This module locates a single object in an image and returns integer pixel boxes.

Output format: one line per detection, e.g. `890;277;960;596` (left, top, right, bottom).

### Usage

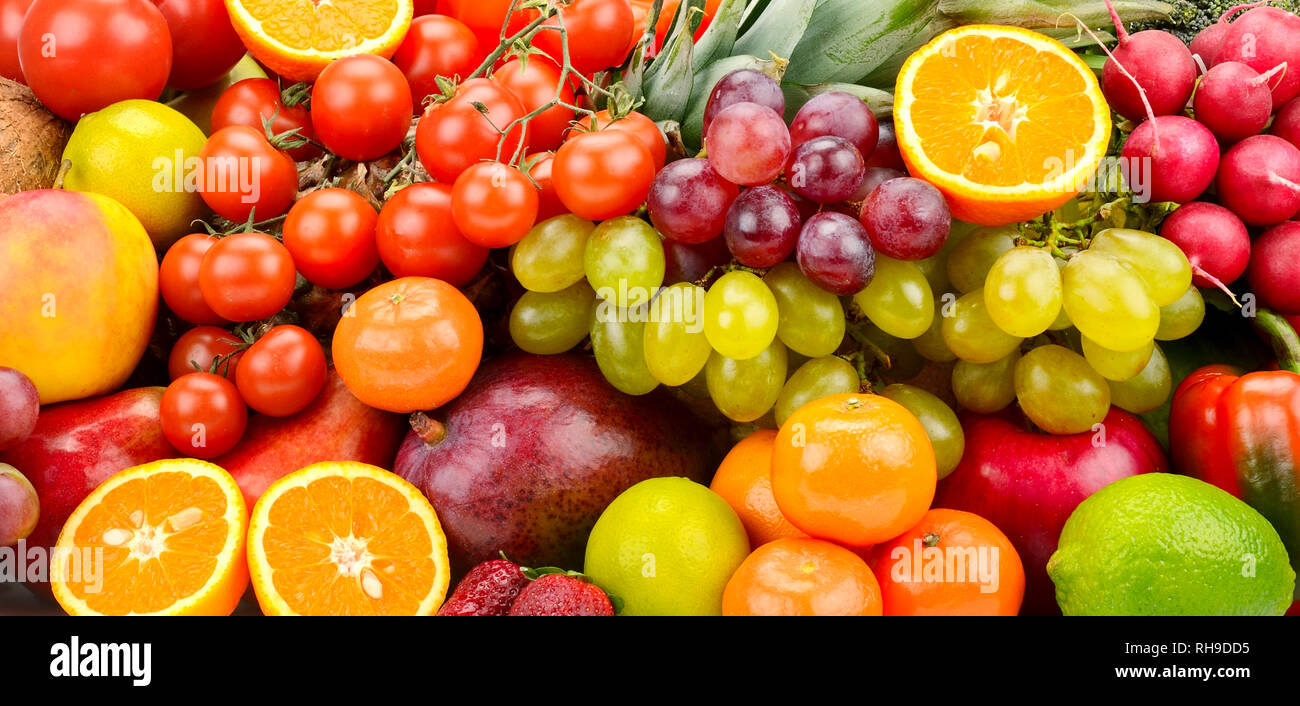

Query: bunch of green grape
506;213;967;475
920;223;1203;435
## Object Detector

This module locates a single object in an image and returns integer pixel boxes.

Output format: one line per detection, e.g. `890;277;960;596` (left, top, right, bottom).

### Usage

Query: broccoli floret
1134;0;1300;43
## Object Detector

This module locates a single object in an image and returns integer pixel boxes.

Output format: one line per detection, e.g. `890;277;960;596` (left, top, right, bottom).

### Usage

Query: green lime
62;99;210;250
584;477;750;616
1048;473;1295;616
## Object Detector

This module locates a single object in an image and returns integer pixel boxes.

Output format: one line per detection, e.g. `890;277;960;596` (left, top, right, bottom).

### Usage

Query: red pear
213;369;406;509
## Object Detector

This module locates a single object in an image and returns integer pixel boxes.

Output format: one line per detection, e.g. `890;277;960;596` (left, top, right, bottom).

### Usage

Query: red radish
1100;1;1197;122
1159;202;1250;297
1189;2;1267;66
1213;6;1300;109
1274;97;1300;150
1246;222;1300;314
1216;135;1300;226
1193;62;1287;142
1120;115;1220;204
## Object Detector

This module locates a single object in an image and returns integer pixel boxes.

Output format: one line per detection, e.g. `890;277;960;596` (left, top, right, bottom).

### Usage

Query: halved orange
225;0;415;82
894;25;1112;226
51;459;250;616
247;462;450;616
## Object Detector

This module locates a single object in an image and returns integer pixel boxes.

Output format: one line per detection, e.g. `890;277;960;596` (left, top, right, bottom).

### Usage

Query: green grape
1080;335;1153;382
952;350;1020;413
1156;286;1206;341
853;320;926;381
880;384;965;479
509;282;596;355
703;271;779;361
913;313;956;362
940;288;1024;363
1062;250;1159;353
774;356;860;426
1014;344;1110;435
763;262;846;357
591;310;659;396
644;283;712;386
852;255;935;340
1047;255;1072;330
1089;228;1192;307
946;225;1016;293
915;252;951;297
511;214;595;292
1108;343;1172;414
584;216;666;308
706;340;788;423
983;246;1062;338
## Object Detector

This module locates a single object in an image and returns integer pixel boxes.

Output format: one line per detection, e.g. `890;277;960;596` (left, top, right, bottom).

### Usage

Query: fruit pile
1;0;1300;618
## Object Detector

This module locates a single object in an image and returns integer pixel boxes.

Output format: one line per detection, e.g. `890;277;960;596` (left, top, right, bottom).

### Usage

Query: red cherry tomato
630;0;721;54
528;152;567;221
198;125;299;223
198;232;297;322
234;325;327;417
534;0;634;75
212;78;321;161
416;78;527;183
449;0;529;53
160;233;226;325
553;129;654;220
0;0;33;84
150;0;244;90
493;57;575;152
414;0;453;16
311;55;413;162
168;325;244;380
282;188;380;289
18;0;173;121
450;162;539;248
375;182;489;286
161;372;247;458
569;109;666;170
392;14;480;112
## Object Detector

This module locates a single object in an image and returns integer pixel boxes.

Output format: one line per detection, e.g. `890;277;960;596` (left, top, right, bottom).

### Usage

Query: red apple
213;369;407;510
0;387;174;554
933;409;1167;615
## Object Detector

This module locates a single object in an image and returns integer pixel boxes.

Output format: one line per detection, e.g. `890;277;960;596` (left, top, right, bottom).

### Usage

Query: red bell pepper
1170;311;1300;585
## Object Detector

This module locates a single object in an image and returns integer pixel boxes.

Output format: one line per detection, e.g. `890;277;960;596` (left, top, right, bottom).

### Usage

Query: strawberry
507;571;616;616
437;558;528;616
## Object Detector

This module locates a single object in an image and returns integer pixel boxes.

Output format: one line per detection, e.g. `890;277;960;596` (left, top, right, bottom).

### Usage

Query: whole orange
772;393;936;546
869;509;1025;616
332;277;483;413
721;537;883;616
709;430;807;547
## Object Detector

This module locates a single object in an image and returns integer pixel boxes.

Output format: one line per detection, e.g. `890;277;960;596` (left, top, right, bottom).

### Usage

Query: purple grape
0;367;39;451
789;92;879;160
706;102;792;187
724;185;802;268
787;136;865;204
703;69;786;136
775;182;820;222
797;212;876;295
860;177;952;261
648;158;740;244
664;236;732;285
865;122;905;171
852;166;906;202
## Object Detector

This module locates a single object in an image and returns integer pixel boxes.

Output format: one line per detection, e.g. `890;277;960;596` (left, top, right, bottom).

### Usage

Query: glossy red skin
1120;115;1220;205
1102;30;1197;122
494;57;575;153
1172;362;1300;592
528;152;565;221
395;353;718;572
393;14;479;113
311;55;413;162
507;574;614;616
212;370;406;510
416;78;527;183
198;127;299;224
436;558;526;616
18;0;172;121
160;372;247;459
1275;98;1300;151
234;325;327;418
1247;223;1300;315
167;325;242;380
160;233;225;325
1158;202;1250;289
0;387;175;553
933;409;1165;615
282;188;380;290
533;0;634;76
150;0;244;90
1214;7;1300;109
212;78;321;162
0;0;32;84
375;182;489;287
1169;365;1244;496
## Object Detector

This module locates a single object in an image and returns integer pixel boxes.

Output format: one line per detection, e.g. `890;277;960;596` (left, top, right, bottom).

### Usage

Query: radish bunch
1098;1;1300;316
